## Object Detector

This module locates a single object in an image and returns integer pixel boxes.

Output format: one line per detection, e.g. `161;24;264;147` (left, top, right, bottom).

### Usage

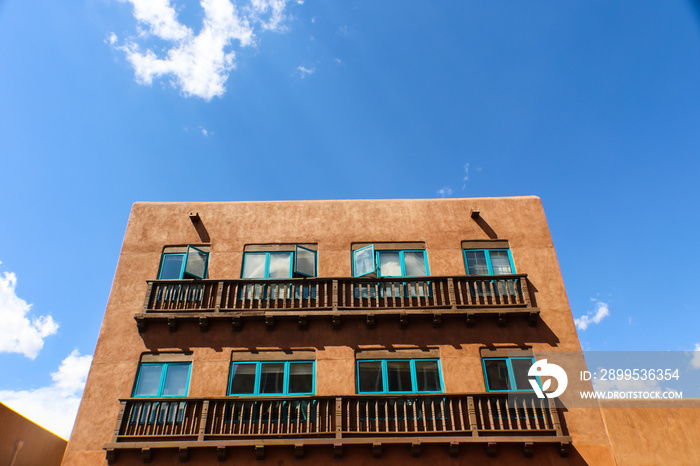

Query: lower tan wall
599;399;700;466
0;403;67;466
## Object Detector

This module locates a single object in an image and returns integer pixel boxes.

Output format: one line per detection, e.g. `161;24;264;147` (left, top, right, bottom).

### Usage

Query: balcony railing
136;275;537;331
104;393;570;461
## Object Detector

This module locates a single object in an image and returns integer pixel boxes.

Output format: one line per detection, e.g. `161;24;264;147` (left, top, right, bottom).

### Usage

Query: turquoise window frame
482;357;535;392
376;250;430;278
228;361;316;396
352;246;430;278
158;246;209;279
132;362;192;398
241;249;317;279
352;245;376;277
356;359;444;394
463;249;515;275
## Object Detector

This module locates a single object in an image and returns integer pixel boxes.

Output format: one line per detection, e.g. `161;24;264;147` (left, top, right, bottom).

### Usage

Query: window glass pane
288;362;313;394
465;251;489;275
268;253;292;278
387;360;412;392
378;251;402;277
484;359;510;391
415;360;441;391
358;361;383;392
159;255;184;279
511;359;533;390
133;365;163;397
230;363;257;394
294;246;316;277
185;247;208;279
259;363;285;394
489;251;512;275
353;246;375;277
162;364;190;396
242;254;266;278
403;251;427;276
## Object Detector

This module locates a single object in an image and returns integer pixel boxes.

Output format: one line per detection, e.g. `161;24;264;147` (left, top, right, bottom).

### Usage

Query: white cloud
248;0;288;31
112;0;295;100
691;344;700;369
461;162;470;190
0;350;92;439
437;187;453;197
295;65;315;78
200;127;209;136
0;267;58;359
575;300;610;331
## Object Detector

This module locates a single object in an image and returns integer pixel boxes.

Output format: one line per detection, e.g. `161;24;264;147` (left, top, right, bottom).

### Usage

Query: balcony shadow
137;312;561;354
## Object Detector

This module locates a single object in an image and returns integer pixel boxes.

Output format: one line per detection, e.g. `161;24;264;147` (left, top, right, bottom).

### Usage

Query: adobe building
0;402;67;466
63;197;696;465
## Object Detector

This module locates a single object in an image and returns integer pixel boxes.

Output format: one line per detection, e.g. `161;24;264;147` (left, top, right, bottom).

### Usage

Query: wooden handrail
144;274;532;313
113;393;560;443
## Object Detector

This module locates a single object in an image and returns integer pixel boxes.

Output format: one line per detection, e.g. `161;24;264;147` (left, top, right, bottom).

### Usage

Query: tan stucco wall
64;197;616;465
600;400;700;466
0;403;67;466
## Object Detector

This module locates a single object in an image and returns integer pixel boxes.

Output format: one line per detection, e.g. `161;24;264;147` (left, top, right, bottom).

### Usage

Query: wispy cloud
461;163;469;190
0;265;58;359
111;0;296;100
437;187;453;197
575;300;610;331
0;350;92;439
691;344;700;369
295;65;315;78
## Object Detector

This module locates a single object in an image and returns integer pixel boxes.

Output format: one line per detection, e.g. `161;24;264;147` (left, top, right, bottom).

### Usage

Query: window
229;361;315;396
356;359;443;394
463;249;514;275
241;246;317;299
242;245;317;279
482;357;534;392
352;245;429;298
132;362;191;397
158;246;209;279
352;245;428;278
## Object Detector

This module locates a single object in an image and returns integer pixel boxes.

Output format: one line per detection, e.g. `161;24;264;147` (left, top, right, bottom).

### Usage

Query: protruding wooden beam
486;443;497;457
432;313;442;328
528;312;538;327
497;313;506;327
216;446;227;462
411;442;421;457
523;443;534;458
167;318;178;333
141;447;152;463
178;447;189;463
366;314;376;329
105;449;117;465
255;445;265;460
265;316;275;331
135;317;147;333
232;316;242;332
298;315;308;330
294;444;304;459
332;315;342;330
448;442;459;458
559;442;570;458
466;313;475;327
372;443;382;458
333;444;343;458
198;317;209;333
399;314;408;329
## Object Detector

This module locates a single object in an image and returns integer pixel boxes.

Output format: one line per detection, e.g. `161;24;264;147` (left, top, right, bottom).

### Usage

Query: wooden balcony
103;393;570;462
135;275;538;332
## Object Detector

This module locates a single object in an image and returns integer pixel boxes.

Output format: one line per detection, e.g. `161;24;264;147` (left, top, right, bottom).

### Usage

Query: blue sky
1;0;700;438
